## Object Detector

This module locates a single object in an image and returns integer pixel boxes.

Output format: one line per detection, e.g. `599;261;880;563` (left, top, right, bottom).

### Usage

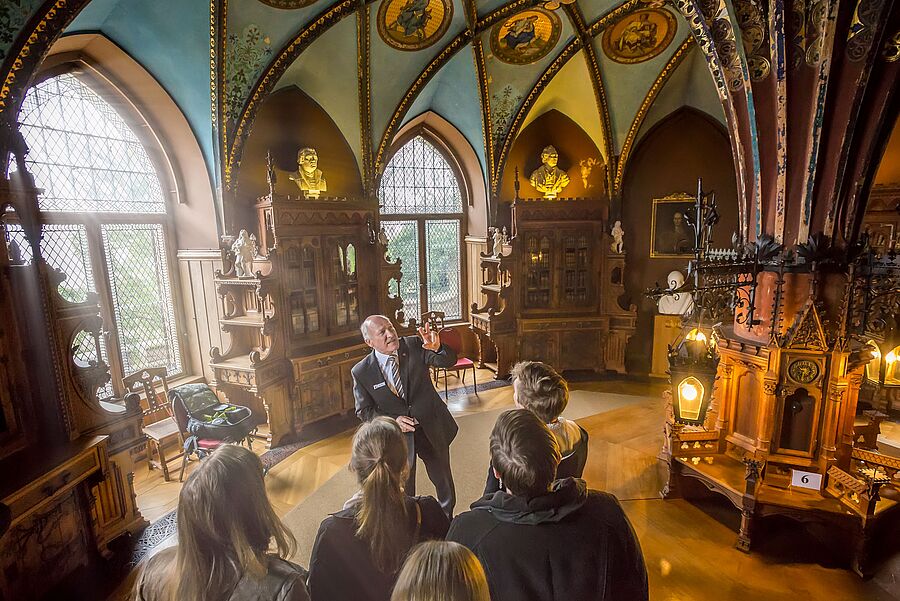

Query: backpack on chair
168;384;255;450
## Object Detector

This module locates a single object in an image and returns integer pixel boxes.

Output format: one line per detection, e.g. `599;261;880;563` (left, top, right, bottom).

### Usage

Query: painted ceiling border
563;1;615;198
374;0;543;185
358;3;373;195
492;0;640;198
225;0;378;190
615;36;693;194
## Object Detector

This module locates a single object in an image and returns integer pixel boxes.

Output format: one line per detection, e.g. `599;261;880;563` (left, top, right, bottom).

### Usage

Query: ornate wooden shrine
210;192;400;447
470;196;635;377
659;240;900;577
0;147;146;599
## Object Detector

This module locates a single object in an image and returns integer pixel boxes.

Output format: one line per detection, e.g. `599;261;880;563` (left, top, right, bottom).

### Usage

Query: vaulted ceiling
58;0;723;200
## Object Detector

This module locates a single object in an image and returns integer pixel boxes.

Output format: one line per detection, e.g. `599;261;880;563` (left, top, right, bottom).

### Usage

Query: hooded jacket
447;478;648;601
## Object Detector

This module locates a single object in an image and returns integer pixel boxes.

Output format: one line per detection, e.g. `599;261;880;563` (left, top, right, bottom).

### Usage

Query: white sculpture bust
657;270;693;315
491;227;504;257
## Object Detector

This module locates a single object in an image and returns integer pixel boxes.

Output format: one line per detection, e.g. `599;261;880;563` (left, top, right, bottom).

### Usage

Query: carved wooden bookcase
0;169;145;599
211;194;400;447
471;197;636;378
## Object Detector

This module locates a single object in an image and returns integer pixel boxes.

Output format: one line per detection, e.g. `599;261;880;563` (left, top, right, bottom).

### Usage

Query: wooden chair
420;311;446;384
123;367;183;482
434;327;478;400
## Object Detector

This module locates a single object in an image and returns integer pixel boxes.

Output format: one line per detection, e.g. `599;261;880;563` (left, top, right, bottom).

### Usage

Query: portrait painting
651;193;696;258
377;0;453;51
490;8;562;65
602;8;676;64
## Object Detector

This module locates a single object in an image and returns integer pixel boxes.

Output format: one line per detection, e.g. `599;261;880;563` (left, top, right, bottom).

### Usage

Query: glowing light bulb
681;382;699;401
686;328;707;344
886;350;898;364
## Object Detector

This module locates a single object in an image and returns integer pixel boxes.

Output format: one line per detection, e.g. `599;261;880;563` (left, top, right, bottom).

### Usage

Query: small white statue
610;220;625;254
501;226;509;245
492;227;504;257
377;226;389;247
232;229;258;278
658;270;694;315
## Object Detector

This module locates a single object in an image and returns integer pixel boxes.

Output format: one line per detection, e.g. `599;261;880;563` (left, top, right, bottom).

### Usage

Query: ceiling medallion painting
255;0;319;7
377;0;453;51
490;8;562;65
601;8;677;64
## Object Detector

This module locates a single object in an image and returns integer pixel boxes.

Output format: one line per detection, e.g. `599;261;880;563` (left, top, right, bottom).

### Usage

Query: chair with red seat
435;327;478;400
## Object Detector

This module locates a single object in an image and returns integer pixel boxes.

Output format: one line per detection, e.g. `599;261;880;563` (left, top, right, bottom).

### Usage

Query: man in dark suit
352;315;459;516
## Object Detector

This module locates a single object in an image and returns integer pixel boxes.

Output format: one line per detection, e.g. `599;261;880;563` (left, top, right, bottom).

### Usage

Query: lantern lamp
668;327;720;426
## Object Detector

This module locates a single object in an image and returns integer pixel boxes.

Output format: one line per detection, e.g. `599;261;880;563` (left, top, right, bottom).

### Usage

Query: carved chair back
122;367;172;425
420;311;446;332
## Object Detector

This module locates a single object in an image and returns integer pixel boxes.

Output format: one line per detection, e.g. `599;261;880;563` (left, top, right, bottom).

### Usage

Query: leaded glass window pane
425;220;461;320
379;136;462;215
102;224;181;376
16;73;166;214
383;220;420;321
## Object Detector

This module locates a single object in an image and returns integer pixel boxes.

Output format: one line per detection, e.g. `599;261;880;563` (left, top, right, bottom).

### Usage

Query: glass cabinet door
524;232;553;309
284;238;322;338
561;230;592;306
325;236;360;333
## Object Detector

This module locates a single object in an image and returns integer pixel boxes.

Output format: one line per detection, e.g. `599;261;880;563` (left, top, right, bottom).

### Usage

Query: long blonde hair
351;416;412;574
137;444;296;601
391;541;491;601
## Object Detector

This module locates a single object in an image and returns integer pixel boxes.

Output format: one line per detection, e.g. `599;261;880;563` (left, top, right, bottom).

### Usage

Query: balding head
361;315;400;354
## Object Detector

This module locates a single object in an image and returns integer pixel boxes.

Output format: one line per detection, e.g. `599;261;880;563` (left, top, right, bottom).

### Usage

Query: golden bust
288;147;327;198
529;145;569;199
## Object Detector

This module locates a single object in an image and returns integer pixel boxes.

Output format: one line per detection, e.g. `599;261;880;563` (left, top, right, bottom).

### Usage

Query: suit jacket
352;336;458;449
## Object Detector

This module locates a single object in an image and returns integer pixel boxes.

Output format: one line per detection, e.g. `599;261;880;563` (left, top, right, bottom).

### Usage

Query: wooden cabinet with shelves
471;197;635;377
211;194;398;447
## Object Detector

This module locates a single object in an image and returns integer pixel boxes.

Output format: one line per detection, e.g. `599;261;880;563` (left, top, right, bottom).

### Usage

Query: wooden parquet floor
118;374;900;600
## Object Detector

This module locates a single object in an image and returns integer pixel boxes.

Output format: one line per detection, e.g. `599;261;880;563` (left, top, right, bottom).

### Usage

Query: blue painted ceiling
55;0;723;194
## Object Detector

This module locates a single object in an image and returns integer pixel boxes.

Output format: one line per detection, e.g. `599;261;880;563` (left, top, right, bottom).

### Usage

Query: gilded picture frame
490;7;562;65
650;193;696;258
601;8;677;65
377;0;453;52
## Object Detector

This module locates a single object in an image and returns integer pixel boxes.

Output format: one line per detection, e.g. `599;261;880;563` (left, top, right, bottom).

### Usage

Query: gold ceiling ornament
377;0;453;51
256;0;320;7
602;8;677;64
490;7;562;65
542;0;576;10
883;29;900;62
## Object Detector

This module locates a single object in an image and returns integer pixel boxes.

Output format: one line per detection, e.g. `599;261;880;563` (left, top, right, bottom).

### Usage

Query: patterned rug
127;378;511;567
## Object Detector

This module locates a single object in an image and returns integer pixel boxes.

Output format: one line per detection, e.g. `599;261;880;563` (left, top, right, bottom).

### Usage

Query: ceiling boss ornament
255;0;320;7
602;8;677;64
377;0;453;51
490;7;562;65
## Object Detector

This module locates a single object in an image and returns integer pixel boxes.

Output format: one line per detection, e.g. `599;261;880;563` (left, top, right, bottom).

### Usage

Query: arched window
378;134;465;321
7;71;182;397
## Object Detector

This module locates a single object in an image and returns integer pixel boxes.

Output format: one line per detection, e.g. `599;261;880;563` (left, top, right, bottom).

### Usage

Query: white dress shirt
374;348;401;397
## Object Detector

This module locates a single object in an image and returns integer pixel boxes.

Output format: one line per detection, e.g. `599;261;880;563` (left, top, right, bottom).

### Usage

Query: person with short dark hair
449;409;648;601
483;361;588;495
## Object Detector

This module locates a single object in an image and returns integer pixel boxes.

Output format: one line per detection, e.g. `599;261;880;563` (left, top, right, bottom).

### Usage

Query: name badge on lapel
373;382;386;390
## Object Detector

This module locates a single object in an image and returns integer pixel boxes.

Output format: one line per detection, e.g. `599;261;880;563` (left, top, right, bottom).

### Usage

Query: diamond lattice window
6;72;183;399
103;224;181;376
379;135;464;321
379;136;463;215
16;73;166;214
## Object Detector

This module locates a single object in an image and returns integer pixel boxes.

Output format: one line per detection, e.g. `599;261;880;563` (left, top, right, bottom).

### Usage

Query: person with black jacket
449;409;648;601
483;361;588;495
307;417;450;601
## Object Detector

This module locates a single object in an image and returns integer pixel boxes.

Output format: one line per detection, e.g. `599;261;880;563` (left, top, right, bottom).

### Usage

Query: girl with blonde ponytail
308;417;450;601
